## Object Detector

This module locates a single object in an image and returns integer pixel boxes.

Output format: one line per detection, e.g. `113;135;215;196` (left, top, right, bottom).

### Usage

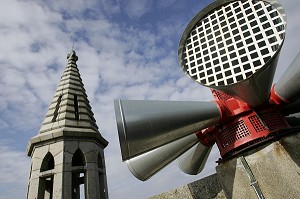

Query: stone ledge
149;173;226;199
27;129;108;156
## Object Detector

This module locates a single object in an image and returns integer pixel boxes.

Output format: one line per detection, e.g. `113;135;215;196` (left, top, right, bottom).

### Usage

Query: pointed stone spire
38;49;98;134
27;50;108;155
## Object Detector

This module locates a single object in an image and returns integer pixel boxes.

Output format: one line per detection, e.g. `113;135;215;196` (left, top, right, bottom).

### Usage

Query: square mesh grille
182;0;285;86
219;120;251;148
259;111;288;130
249;115;266;132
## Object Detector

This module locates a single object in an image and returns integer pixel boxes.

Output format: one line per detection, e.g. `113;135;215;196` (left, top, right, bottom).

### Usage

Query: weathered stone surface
27;178;40;199
31;157;43;171
217;132;300;199
149;185;193;199
149;174;226;199
53;172;63;199
188;173;224;199
64;140;79;154
79;141;97;154
32;145;49;159
50;141;64;156
54;150;64;165
85;150;97;163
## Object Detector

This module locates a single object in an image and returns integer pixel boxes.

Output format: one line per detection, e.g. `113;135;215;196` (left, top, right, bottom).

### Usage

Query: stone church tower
26;50;109;199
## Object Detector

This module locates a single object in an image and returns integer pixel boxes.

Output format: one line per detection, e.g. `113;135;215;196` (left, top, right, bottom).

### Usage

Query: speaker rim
178;0;287;88
114;99;130;161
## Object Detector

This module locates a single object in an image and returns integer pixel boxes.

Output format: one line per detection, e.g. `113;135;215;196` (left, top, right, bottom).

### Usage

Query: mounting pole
240;156;265;199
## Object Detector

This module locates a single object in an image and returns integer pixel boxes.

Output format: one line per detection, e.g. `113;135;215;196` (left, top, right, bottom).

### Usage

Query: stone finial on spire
67;49;78;61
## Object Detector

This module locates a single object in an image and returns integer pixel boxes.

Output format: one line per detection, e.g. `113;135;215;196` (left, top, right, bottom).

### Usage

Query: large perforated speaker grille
180;0;285;87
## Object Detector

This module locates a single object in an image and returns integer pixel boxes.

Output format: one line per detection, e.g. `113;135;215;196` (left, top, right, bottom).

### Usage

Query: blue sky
0;0;299;199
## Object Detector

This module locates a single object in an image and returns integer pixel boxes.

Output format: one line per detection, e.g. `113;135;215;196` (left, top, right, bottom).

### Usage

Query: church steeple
26;50;109;199
36;49;100;137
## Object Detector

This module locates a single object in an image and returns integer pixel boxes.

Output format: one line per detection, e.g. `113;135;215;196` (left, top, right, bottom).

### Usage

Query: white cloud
123;0;153;18
0;141;30;199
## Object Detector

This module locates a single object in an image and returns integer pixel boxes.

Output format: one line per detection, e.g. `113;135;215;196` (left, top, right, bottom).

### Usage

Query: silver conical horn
126;133;199;181
177;142;212;175
274;51;300;103
114;100;221;161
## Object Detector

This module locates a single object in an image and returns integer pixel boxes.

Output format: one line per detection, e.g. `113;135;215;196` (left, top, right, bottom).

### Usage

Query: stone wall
149;173;226;199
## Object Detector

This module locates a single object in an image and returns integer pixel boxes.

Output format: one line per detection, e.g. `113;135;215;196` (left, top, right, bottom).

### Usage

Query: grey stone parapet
149;173;226;199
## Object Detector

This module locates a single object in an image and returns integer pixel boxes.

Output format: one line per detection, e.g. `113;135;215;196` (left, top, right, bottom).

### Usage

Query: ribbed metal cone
114;99;221;161
126;134;199;181
274;51;300;103
177;143;212;175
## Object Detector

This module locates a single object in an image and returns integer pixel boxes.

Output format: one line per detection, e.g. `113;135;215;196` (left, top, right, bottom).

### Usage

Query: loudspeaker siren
178;0;286;106
274;51;300;103
114;99;221;161
125;133;200;181
114;99;130;161
177;143;212;175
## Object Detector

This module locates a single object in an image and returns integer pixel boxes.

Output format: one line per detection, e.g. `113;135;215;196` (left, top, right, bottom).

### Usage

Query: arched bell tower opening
26;50;109;199
72;149;86;167
41;152;55;172
72;149;86;199
38;152;55;199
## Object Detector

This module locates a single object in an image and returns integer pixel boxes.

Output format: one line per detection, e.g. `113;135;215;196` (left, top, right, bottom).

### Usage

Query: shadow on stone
188;173;225;199
216;158;237;199
280;132;300;167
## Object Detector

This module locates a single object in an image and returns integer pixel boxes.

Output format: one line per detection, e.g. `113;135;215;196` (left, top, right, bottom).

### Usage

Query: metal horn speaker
178;0;287;107
114;99;221;161
126;134;200;181
177;142;212;175
274;51;300;105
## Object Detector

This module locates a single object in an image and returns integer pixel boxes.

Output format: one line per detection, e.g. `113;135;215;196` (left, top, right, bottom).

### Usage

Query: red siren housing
209;90;290;158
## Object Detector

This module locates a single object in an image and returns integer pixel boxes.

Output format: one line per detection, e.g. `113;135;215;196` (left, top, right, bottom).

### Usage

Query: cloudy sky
0;0;299;199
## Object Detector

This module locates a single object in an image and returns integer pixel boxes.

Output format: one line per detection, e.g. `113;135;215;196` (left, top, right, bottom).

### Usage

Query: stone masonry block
64;140;79;154
52;172;63;199
54;151;64;166
149;185;193;199
32;145;50;159
27;178;40;199
85;150;97;164
79;141;98;154
29;169;41;180
49;141;64;156
31;157;43;172
64;151;73;165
